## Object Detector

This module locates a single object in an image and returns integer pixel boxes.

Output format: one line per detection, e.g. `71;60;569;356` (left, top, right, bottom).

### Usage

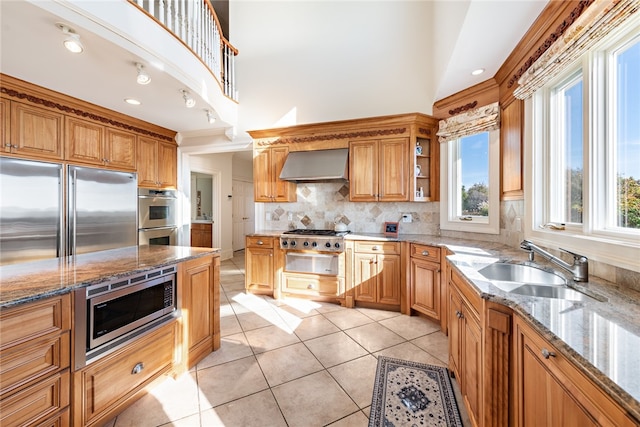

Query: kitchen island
0;245;221;427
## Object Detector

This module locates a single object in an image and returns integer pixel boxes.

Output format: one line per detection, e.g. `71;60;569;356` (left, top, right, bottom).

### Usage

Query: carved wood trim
506;0;594;89
417;127;432;136
485;308;512;427
448;101;478;116
1;87;175;142
256;127;408;146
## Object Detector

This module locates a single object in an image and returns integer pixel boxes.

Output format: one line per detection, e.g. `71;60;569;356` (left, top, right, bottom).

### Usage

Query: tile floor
106;251;469;427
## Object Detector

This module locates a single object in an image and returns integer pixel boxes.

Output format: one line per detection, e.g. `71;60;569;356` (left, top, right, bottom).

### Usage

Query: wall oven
73;265;177;369
139;226;177;246
138;188;177;230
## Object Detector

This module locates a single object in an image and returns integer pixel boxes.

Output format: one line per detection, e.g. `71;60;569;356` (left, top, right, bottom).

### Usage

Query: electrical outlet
402;214;412;223
265;212;272;221
288;212;293;221
515;217;522;232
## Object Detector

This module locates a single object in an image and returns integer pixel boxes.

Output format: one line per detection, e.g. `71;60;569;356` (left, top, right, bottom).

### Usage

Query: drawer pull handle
257;240;264;245
541;349;556;359
307;284;314;289
131;362;144;374
372;246;379;251
421;250;430;256
455;310;463;319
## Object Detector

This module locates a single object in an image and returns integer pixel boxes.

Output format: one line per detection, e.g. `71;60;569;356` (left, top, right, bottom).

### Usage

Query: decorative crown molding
1;87;175;142
257;127;408;146
507;0;594;89
417;128;432;136
448;101;478;116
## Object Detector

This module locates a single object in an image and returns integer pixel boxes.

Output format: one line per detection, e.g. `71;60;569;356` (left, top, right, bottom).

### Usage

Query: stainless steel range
279;229;348;299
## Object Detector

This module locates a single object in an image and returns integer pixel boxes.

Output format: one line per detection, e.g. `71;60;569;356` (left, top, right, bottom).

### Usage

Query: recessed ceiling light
124;98;141;105
471;68;485;76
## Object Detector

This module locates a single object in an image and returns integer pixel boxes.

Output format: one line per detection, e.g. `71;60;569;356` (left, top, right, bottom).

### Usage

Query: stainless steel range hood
279;148;349;182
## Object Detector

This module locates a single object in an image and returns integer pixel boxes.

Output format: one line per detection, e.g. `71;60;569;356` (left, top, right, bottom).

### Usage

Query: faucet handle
560;247;588;263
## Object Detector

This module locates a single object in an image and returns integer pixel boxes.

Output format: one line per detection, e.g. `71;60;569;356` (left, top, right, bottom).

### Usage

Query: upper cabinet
137;137;177;189
0;98;9;151
7;101;64;161
349;137;409;202
253;146;297;202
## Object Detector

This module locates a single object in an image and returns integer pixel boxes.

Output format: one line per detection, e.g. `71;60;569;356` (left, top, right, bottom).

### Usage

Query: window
528;17;640;270
441;129;499;234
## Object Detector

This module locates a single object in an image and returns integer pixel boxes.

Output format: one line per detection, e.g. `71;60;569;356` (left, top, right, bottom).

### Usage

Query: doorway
232;179;254;251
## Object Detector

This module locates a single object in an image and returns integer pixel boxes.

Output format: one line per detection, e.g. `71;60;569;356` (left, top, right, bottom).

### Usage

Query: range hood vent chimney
279;148;349;182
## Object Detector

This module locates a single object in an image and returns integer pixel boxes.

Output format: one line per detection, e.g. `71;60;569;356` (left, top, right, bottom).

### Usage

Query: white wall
229;1;436;138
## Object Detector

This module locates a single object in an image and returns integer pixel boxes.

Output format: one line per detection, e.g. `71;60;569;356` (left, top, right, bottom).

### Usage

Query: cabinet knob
307;284;314;289
372;246;379;251
131;362;144;374
421;250;430;256
455;310;464;319
541;349;556;359
257;240;264;245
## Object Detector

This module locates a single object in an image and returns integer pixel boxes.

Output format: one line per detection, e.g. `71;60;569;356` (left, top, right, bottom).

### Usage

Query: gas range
280;229;349;252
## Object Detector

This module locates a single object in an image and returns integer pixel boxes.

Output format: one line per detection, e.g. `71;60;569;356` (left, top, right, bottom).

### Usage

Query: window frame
440;129;500;235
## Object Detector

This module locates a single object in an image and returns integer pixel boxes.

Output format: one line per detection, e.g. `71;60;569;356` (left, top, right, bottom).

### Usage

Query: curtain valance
436;102;500;143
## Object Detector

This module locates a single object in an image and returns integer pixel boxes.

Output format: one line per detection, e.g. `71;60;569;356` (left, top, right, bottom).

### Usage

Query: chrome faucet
520;240;589;282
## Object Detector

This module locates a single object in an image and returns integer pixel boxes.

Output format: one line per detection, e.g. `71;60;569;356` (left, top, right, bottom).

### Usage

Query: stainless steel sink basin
508;284;593;301
478;263;566;285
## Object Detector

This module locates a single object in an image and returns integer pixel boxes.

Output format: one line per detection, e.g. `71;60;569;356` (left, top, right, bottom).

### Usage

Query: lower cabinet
190;223;212;247
409;243;442;320
245;236;276;295
514;316;636;427
353;241;401;306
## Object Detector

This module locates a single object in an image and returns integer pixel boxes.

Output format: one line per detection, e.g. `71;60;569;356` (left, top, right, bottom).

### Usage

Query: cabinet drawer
0;294;70;350
282;274;341;296
410;243;441;263
0;369;69;427
246;236;274;248
354;241;400;254
78;321;176;423
0;331;70;398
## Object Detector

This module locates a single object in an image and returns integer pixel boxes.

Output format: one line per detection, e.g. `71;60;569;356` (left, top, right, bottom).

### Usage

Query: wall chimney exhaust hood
279;148;349;182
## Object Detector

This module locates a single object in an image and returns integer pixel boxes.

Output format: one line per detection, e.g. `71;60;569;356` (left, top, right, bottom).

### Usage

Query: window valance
436;102;500;143
514;0;638;100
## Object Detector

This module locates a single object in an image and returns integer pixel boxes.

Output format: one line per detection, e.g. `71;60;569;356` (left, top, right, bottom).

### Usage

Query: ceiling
0;0;548;155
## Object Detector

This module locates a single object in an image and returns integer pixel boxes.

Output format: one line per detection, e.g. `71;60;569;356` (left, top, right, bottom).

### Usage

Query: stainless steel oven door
139;226;177;246
138;190;177;229
285;252;339;276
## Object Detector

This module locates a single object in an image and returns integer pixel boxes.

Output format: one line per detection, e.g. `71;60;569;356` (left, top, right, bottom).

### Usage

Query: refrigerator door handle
70;168;77;256
57;167;65;258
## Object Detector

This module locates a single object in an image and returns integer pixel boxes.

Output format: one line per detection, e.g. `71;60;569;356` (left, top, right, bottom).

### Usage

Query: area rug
368;356;463;427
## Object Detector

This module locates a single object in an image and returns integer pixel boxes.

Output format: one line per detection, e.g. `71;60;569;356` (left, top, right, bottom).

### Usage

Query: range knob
303;241;310;247
334;242;341;249
282;240;288;247
290;241;297;247
312;242;318;248
325;242;332;249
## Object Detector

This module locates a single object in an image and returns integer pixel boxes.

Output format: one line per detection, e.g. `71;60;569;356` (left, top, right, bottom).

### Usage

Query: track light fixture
180;89;196;108
57;23;84;54
205;110;216;124
136;63;151;85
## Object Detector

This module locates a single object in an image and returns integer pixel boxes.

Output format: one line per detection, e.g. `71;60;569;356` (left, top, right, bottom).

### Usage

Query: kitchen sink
478;263;566;285
508;284;594;301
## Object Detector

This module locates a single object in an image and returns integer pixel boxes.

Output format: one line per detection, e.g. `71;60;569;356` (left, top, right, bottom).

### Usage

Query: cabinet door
377;254;401;305
271;146;295;202
11;102;63;160
137;137;158;188
448;288;463;381
1;98;10;152
349;140;378;201
105;128;136;171
463;309;482;427
378;138;409;201
410;257;440;319
65;117;105;166
353;252;378;302
253;149;272;202
157;142;177;189
182;257;215;367
245;246;274;292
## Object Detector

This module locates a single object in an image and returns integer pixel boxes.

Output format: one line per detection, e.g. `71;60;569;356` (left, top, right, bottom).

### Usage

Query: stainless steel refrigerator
0;157;138;265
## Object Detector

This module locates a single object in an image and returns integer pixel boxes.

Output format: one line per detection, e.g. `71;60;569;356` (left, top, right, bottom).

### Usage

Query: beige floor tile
356;307;403;321
199;390;287;427
157;413;200;426
219;312;243;336
378;314;441;340
314;301;348;314
293;314;341;341
305;332;368;368
244;324;300;353
196;356;268;409
272;371;359;427
326;410;370;426
197;333;253;369
328;355;378;408
113;372;200;426
344;322;406;353
411;331;449;364
374;342;447;367
236;310;290;332
256;342;324;386
277;297;324;317
323;308;374;330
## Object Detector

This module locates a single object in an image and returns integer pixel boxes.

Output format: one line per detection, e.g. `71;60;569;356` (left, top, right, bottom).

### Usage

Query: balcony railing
130;0;238;101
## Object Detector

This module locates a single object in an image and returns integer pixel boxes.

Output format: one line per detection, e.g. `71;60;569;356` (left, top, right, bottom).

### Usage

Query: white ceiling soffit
433;0;548;101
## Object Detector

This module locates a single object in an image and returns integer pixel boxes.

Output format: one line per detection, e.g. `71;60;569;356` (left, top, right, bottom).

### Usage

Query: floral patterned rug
369;356;463;427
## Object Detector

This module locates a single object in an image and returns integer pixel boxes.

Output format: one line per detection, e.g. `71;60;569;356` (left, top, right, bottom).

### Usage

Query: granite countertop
0;245;220;308
250;230;640;420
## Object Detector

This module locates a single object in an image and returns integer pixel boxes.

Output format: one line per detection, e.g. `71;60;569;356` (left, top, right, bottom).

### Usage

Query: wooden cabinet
0;294;71;427
412;122;439;202
7;101;64;160
501;99;524;200
514;316;636;427
179;254;220;369
137;136;177;189
409;243;441;320
191;222;213;247
253;146;296;202
353;241;401;306
245;236;275;294
65;117;136;170
349;138;409;202
72;320;177;427
449;269;482;427
1;97;9;150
